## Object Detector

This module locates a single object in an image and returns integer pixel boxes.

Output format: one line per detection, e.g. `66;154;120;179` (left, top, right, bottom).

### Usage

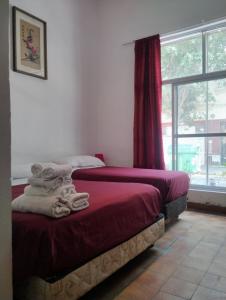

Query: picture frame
12;6;47;80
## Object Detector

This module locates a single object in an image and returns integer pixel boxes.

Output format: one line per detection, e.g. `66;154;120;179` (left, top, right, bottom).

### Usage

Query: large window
161;21;226;190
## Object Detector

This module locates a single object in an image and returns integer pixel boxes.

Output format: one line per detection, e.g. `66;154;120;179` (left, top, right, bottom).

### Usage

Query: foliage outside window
161;22;226;190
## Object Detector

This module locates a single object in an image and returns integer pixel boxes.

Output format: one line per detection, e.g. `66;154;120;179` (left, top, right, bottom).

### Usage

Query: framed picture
12;6;47;79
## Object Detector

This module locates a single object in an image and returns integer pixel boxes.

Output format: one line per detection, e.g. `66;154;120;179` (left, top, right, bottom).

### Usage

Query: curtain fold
133;34;165;169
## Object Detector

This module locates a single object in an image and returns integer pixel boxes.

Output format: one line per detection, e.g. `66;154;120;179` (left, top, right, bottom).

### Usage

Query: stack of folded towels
12;163;89;218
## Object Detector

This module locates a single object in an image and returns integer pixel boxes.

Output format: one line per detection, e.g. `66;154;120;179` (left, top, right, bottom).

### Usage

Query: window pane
161;34;202;80
162;85;172;170
177;82;207;134
177;137;206;185
177;79;226;134
207;27;226;73
208;137;226;188
177;137;226;188
208;79;226;133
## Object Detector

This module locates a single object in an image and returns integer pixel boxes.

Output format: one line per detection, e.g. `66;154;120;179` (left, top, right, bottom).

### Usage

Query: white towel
31;163;72;179
24;184;76;197
11;194;71;218
64;193;90;211
28;176;72;191
25;185;89;211
31;163;49;177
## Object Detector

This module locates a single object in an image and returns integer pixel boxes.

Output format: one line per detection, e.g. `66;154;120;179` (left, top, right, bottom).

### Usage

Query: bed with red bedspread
12;179;162;283
72;167;190;219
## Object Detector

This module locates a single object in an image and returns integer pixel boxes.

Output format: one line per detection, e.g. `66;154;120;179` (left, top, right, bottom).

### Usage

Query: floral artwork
21;21;41;69
13;7;47;79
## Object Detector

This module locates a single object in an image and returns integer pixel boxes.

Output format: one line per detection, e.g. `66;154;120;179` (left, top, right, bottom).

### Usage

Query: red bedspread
72;167;189;203
12;180;161;283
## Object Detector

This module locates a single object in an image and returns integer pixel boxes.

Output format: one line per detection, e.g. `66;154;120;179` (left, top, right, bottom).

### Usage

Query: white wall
0;0;12;299
78;0;99;155
9;0;226;206
10;0;98;165
94;0;226;166
188;189;226;207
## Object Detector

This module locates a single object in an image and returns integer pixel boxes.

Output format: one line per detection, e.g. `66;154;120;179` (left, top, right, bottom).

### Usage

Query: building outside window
161;20;226;191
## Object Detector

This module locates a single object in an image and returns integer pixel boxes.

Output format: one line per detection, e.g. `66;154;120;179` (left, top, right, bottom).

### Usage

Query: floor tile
161;277;197;299
202;236;225;245
115;280;159;300
115;285;151;300
160;250;186;264
153;291;184;300
215;276;226;294
214;249;226;265
181;255;212;271
191;286;226;300
117;268;168;300
192;241;220;252
147;257;178;277
135;269;167;287
155;237;176;250
188;242;219;260
173;265;205;284
208;261;226;277
200;273;226;293
200;273;221;289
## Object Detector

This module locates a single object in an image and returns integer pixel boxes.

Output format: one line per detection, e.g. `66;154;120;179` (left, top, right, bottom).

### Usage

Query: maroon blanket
72;167;189;203
12;180;161;283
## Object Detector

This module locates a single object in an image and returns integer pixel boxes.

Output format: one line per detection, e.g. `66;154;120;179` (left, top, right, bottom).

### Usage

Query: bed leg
165;215;179;226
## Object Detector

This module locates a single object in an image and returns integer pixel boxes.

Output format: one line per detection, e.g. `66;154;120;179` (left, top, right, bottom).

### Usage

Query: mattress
12;179;161;283
72;166;190;203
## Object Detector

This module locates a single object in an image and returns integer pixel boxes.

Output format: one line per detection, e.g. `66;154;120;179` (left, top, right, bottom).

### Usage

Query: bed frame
14;215;164;300
164;195;187;222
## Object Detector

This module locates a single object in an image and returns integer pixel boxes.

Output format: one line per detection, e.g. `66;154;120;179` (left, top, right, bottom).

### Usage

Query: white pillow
11;178;29;186
11;163;32;179
53;155;105;168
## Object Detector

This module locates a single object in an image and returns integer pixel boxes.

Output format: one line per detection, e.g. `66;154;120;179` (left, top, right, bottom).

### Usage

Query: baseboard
187;202;226;215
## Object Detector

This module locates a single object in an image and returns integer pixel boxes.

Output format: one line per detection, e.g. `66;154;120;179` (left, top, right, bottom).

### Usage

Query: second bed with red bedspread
72;166;190;220
72;166;190;203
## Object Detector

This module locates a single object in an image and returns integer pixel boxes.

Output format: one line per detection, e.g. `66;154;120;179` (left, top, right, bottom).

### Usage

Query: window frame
161;21;226;192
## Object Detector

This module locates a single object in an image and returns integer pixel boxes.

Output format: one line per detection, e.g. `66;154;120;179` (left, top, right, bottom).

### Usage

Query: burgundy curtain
133;34;165;169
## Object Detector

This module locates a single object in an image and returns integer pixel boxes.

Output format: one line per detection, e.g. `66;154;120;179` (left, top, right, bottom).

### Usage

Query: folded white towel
31;163;49;177
31;163;72;179
28;176;72;191
24;184;76;197
64;193;89;211
12;194;71;218
24;184;89;212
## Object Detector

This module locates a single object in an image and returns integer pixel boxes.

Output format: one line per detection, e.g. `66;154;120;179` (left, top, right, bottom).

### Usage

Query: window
161;20;226;190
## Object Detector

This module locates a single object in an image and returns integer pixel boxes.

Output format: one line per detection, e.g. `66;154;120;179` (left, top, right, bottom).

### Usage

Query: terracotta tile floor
81;211;226;300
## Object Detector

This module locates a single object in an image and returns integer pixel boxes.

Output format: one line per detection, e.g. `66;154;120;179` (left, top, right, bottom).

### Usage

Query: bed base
14;216;164;300
165;195;187;221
